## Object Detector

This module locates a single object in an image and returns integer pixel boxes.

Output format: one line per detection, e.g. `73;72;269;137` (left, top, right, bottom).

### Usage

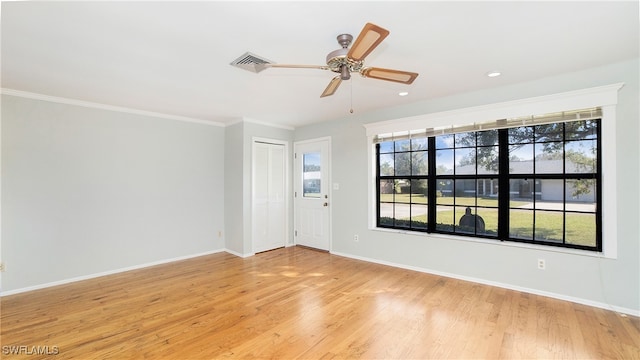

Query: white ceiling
2;1;638;128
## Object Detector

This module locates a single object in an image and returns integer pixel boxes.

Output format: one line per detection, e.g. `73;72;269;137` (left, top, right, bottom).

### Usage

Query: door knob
323;202;328;207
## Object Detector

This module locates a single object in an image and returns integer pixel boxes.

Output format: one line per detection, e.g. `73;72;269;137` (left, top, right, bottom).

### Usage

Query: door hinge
295;230;298;236
295;191;297;198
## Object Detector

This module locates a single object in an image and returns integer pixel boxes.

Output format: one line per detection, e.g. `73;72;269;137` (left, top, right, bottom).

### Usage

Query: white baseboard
0;249;226;296
224;248;254;258
330;251;640;317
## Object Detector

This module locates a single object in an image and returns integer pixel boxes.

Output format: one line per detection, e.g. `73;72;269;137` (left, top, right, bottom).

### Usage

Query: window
376;118;601;251
303;152;321;198
378;137;429;230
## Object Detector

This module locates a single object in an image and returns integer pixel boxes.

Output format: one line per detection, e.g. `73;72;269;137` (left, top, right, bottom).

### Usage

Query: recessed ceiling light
398;91;409;96
486;71;501;78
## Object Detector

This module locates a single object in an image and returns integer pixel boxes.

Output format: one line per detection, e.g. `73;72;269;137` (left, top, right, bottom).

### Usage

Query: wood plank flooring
2;246;639;359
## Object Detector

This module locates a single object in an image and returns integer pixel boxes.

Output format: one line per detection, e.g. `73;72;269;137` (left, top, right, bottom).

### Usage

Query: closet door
252;140;287;253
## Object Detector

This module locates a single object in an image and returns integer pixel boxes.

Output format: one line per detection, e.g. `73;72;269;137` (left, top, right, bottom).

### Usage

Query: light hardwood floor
2;246;639;359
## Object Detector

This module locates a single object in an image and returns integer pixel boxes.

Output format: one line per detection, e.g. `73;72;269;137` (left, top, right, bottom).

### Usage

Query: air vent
230;52;274;73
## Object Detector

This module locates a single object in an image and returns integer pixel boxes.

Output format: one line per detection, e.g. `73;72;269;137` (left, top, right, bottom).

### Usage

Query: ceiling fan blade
361;67;419;84
320;76;342;98
347;23;390;62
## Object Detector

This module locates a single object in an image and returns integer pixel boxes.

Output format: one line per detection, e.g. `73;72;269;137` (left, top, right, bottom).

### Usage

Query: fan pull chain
349;79;354;114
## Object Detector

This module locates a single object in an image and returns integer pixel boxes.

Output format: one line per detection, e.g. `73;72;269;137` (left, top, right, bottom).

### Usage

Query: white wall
1;95;226;292
224;122;244;255
294;58;640;314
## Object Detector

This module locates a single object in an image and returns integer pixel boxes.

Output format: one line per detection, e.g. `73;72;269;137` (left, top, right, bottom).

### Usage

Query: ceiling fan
258;23;419;98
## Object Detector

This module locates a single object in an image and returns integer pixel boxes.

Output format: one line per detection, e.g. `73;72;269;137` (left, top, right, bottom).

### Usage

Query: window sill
371;227;614;259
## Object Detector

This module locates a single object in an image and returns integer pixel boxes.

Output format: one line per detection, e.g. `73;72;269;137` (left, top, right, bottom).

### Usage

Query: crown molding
1;88;225;127
240;117;295;131
223;117;295;131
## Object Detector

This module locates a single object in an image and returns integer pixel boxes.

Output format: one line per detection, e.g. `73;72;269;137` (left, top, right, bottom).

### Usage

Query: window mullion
498;129;510;240
427;137;437;232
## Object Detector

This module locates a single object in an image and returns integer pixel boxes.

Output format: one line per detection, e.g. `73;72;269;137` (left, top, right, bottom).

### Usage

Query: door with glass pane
294;138;331;250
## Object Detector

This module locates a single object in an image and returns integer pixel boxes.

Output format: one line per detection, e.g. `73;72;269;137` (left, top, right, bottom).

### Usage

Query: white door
294;138;331;251
252;140;287;253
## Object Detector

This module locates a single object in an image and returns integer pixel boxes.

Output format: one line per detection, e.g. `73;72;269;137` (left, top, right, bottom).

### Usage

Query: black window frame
376;118;602;252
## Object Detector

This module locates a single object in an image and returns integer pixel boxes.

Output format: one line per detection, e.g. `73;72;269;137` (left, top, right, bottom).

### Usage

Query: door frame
293;136;332;252
251;137;290;253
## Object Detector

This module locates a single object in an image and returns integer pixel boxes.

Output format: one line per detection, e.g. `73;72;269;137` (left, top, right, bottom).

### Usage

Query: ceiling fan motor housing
326;33;364;80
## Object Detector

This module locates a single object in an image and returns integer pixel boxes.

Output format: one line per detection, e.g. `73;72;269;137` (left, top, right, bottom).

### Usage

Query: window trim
364;83;623;259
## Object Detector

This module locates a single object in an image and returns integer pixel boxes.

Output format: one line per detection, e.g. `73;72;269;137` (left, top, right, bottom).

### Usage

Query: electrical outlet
537;259;546;270
354;235;359;242
218;231;222;238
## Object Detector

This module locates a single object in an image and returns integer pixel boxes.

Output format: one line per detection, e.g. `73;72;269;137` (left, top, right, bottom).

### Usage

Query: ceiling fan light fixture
340;65;351;80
